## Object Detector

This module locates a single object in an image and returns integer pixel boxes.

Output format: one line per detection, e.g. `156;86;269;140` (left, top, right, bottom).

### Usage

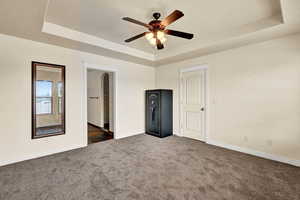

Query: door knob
201;107;205;111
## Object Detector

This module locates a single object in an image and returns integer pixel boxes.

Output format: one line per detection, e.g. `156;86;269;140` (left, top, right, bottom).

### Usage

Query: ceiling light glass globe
145;32;154;40
157;31;165;40
149;38;157;46
160;37;167;43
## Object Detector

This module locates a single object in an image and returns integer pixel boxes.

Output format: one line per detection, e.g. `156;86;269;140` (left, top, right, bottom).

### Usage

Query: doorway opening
103;73;110;130
87;69;114;144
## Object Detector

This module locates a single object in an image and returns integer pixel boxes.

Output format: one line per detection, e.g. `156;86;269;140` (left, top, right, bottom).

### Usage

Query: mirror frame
32;61;66;139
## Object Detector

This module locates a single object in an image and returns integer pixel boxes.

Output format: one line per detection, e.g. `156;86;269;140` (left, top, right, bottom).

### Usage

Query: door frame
82;62;118;145
179;65;209;142
101;72;110;130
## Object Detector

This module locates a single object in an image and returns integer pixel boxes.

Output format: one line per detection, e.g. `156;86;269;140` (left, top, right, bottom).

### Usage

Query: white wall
1;31;299;167
0;33;155;166
156;33;300;164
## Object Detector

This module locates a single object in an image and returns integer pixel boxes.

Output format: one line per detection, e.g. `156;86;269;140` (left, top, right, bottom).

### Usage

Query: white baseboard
0;144;86;167
206;140;300;167
115;131;145;139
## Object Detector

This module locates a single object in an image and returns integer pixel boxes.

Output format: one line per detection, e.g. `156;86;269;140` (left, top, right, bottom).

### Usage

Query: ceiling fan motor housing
149;20;164;31
153;12;161;20
149;13;165;31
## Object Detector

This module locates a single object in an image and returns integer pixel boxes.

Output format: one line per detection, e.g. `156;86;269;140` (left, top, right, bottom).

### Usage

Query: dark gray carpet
0;134;299;200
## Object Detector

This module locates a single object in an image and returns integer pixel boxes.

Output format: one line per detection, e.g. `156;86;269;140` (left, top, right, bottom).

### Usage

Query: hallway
88;124;113;144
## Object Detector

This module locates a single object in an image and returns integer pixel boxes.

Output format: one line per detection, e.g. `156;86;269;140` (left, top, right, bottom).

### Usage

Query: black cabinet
146;90;173;138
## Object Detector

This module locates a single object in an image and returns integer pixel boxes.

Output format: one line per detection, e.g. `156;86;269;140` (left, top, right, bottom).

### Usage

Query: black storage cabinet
145;89;173;138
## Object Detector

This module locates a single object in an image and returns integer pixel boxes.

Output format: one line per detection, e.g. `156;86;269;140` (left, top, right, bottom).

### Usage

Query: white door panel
181;70;206;141
87;97;101;126
186;112;201;131
186;76;201;105
87;87;101;127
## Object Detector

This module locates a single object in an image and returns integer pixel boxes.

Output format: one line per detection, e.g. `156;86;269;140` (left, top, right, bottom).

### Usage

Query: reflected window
36;80;53;115
57;82;63;114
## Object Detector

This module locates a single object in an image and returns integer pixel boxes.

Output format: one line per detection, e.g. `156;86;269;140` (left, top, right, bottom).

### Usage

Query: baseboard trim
88;122;102;129
115;132;145;140
206;140;300;167
0;144;86;167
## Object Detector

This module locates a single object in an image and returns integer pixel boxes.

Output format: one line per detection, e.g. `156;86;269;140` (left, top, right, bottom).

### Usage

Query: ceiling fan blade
156;39;164;50
122;17;152;29
161;10;184;27
125;32;147;43
165;29;194;39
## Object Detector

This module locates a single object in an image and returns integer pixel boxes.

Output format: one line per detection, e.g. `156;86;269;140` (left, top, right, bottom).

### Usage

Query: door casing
179;65;209;142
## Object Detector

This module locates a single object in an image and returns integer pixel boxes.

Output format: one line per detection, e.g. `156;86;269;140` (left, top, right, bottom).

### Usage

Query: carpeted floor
0;134;299;200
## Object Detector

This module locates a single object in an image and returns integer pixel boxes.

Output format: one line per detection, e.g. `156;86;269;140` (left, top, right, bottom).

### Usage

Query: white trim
43;0;51;24
82;61;88;146
42;22;155;61
180;65;209;73
179;65;209;142
279;0;287;23
82;62;119;141
207;139;300;167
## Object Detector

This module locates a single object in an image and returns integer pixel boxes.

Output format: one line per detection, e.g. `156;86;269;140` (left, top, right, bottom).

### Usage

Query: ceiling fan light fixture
145;32;154;41
149;38;157;46
157;31;165;40
160;37;167;44
123;10;193;50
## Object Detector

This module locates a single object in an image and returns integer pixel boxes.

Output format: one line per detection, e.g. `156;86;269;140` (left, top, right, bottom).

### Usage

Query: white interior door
87;70;103;127
87;88;101;127
180;69;206;141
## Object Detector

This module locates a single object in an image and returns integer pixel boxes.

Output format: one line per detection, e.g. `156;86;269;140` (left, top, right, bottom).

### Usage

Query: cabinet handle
151;107;156;121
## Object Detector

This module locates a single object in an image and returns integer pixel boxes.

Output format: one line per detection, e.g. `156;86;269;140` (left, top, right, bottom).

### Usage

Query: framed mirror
32;62;65;139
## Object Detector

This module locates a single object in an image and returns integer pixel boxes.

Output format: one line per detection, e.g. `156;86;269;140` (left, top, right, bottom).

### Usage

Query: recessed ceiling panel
46;0;282;55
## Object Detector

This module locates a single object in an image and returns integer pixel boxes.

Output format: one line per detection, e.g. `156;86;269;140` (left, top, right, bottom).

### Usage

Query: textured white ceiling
46;0;282;54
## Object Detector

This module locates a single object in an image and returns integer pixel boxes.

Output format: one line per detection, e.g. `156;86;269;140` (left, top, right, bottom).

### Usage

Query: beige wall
1;31;299;166
156;33;300;162
0;33;155;166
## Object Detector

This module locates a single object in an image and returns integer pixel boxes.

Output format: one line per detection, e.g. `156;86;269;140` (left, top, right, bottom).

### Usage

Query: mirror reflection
32;62;65;139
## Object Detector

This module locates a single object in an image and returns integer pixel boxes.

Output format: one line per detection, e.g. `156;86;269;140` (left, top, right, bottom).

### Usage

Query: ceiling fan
122;10;194;50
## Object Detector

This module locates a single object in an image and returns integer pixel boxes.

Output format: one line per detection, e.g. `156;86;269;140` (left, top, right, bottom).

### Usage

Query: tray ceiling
45;0;282;57
1;0;300;66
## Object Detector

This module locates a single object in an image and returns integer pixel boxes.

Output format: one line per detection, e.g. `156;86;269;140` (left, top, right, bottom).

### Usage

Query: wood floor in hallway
88;123;113;144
